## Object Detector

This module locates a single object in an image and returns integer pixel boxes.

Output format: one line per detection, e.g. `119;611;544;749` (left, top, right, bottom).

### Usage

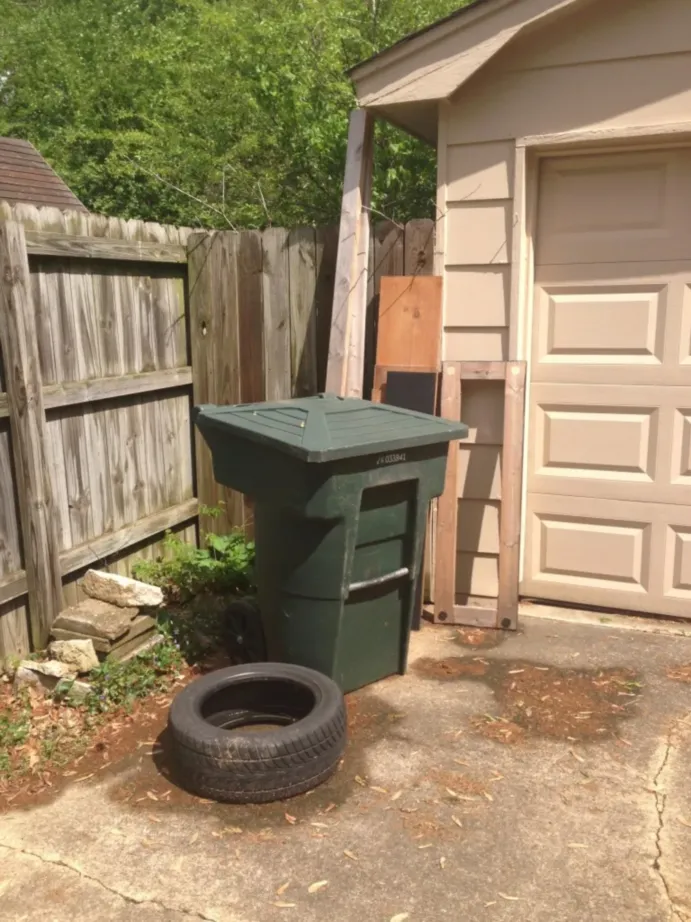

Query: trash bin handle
347;567;410;596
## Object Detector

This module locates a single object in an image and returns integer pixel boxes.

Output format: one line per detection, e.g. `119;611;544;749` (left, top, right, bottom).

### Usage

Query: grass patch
81;639;184;714
0;692;31;774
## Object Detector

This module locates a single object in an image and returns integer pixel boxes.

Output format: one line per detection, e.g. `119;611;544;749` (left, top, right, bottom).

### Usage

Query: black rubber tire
168;663;347;804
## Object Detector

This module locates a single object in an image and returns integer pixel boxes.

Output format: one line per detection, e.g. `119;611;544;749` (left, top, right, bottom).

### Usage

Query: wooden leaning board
371;276;443;631
432;361;527;631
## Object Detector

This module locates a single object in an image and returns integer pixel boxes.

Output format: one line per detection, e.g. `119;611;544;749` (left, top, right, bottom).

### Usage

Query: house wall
438;0;691;601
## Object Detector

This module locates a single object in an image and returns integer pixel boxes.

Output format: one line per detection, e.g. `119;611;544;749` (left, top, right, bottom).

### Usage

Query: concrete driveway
1;615;690;922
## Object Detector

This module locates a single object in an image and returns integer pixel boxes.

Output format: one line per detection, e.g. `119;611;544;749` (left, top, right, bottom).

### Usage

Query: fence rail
0;201;434;662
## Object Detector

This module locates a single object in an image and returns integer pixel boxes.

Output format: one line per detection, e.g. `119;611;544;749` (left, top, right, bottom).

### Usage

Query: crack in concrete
0;841;218;921
651;717;689;922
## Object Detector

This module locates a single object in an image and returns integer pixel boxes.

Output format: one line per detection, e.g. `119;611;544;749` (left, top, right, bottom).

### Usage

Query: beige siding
445;267;509;328
446;141;514;201
447;55;691;147
446;202;512;266
445;328;508;362
438;0;691;602
506;0;691;73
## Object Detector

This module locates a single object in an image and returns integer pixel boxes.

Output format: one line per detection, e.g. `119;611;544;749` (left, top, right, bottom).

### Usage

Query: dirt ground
1;614;691;922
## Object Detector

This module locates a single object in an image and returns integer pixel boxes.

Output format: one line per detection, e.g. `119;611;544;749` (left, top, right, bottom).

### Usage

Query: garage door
522;148;691;618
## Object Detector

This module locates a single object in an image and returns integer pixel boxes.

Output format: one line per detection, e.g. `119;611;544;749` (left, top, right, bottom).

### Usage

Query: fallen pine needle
499;893;520;901
483;791;494;802
344;849;358;861
446;788;476;801
390;791;403;802
146;791;159;801
311;822;329;829
308;880;328;894
418;844;433;850
484;902;497;908
568;843;587;849
75;773;94;783
569;749;585;764
276;882;291;896
451;816;463;828
148;815;162;824
284;813;297;825
370;786;388;794
273;902;296;909
323;803;337;813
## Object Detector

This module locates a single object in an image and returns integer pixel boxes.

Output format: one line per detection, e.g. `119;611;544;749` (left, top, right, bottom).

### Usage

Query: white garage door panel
537;150;691;265
531;268;691;385
523;148;691;618
524;494;691;618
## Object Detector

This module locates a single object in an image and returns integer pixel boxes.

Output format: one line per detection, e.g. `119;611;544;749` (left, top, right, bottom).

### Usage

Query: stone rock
82;570;163;609
65;679;92;704
106;616;158;661
13;666;42;691
15;660;74;694
52;599;137;642
49;639;99;675
115;633;164;664
20;659;74;679
50;628;111;654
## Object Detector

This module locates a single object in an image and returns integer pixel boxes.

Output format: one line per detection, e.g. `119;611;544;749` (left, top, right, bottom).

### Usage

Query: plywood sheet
376;276;442;369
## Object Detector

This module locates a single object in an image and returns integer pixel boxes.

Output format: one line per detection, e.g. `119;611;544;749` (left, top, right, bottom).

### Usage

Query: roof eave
350;0;586;112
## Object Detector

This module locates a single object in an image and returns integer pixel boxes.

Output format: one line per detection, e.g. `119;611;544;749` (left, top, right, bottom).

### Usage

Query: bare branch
122;156;237;231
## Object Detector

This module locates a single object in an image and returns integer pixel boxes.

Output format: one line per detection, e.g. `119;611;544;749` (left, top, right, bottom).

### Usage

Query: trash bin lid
194;394;468;463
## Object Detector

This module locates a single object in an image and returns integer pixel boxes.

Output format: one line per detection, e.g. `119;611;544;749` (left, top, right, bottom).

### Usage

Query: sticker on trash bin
377;452;406;466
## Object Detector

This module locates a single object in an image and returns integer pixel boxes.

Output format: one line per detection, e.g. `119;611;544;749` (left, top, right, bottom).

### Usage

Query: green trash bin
194;395;467;692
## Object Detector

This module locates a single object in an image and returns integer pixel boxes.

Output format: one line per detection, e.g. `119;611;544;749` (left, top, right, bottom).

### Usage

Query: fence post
326;109;374;397
0;221;62;647
188;230;245;536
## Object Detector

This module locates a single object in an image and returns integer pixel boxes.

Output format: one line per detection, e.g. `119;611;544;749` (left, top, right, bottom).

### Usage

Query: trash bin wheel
168;663;347;803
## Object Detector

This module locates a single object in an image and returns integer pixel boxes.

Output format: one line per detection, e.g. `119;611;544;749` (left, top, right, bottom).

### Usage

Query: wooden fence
0;205;434;661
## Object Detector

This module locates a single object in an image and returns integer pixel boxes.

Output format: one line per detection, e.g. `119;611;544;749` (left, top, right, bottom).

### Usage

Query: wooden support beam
61;498;199;576
25;230;186;264
433;362;461;622
325;109;374;397
0;367;193;419
0;571;28;608
0;220;62;646
497;361;527;630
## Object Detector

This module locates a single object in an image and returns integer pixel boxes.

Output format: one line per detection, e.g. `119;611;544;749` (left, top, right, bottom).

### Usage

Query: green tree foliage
0;0;467;227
